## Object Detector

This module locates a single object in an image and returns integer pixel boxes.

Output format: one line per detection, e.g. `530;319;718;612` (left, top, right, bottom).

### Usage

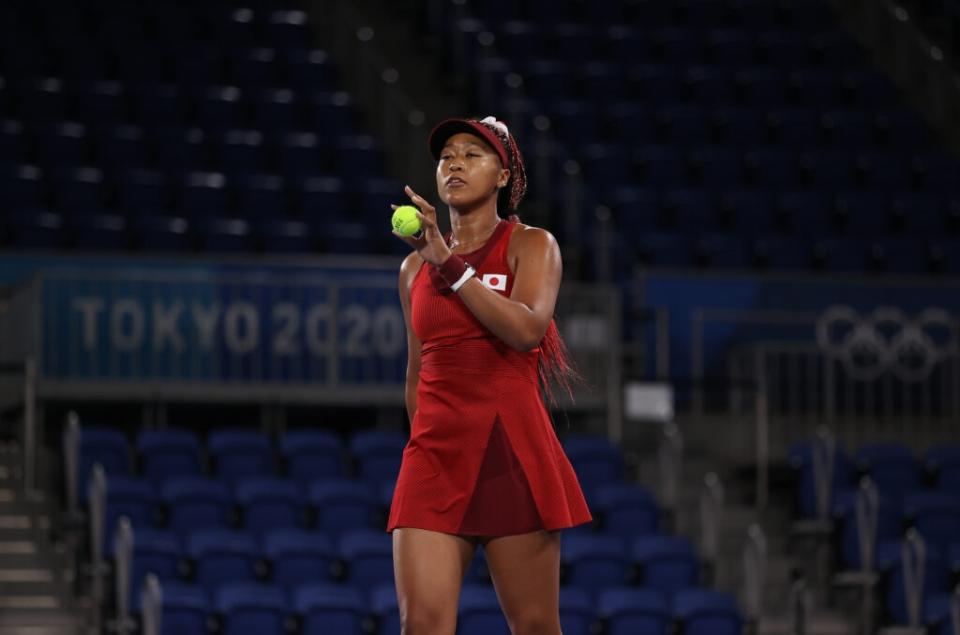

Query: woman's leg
483;530;563;635
393;527;477;635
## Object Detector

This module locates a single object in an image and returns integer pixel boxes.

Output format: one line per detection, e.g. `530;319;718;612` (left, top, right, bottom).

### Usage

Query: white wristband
450;265;476;292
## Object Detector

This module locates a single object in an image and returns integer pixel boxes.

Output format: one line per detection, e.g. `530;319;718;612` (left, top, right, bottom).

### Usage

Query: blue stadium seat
723;189;780;235
349;430;407;485
137;429;203;482
593;483;660;538
892;193;944;235
77;80;128;124
279;429;345;484
153;128;209;175
664;188;722;232
260;219;314;253
160;477;232;534
370;584;400;635
96;124;148;168
925;445;960;492
208;429;274;484
632;535;700;592
659;105;713;146
227;49;282;88
234;477;304;535
459;585;510;635
339;529;394;587
35;121;90;165
875;237;931;274
691;147;744;187
105;476;157;545
903;491;960;555
561;435;625;491
17;79;69;122
132;85;188;127
753;235;811;271
834;191;892;235
79;426;131;483
235;173;286;218
178;171;229;218
152;582;208;635
214;582;288;635
673;588;743;635
597;587;670;635
745;149;800;188
281;136;331;180
562;534;630;589
217;130;268;176
195;86;245;132
186;528;260;589
736;68;791;107
878;539;950;624
5;208;64;248
858;151;911;190
778;191;835;235
636;232;695;269
559;588;595;635
308;479;377;536
134;215;193;252
856;443;922;501
292;584;365;635
129;528;182;606
789;439;858;519
262;528;335;588
713;106;769;145
636;146;686;186
250;88;301;131
52;166;106;212
831;488;902;570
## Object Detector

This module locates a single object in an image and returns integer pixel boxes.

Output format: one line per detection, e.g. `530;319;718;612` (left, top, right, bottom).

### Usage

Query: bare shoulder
398;251;424;292
509;223;560;257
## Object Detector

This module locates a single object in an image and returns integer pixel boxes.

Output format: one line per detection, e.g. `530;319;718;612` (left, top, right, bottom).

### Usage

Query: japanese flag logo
481;273;508;291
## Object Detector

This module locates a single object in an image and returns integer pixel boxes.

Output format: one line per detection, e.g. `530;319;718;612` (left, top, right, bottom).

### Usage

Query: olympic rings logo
815;306;958;382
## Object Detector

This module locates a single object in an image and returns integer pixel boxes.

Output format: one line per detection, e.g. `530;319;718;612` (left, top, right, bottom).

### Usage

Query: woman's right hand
392;185;452;266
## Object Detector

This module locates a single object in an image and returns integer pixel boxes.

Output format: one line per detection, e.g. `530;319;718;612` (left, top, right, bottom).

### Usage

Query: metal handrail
700;472;724;566
789;576;809;635
658;421;684;517
23;357;36;495
743;523;768;623
88;464;106;625
902;529;926;628
141;574;162;635
63;411;80;519
855;477;879;573
811;427;837;521
114;517;133;635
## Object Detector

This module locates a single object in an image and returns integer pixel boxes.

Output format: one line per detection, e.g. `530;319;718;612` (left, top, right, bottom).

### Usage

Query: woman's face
436;132;509;208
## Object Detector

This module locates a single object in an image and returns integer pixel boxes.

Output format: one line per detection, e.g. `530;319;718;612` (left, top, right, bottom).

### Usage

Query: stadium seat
593;483;660;538
831;488;902;570
370;584;401;635
292;584;364;635
79;426;131;481
129;528;183;606
214;582;288;635
186;528;260;589
562;534;631;589
279;429;345;484
459;585;510;635
561;435;625;491
136;429;203;482
856;443;922;500
339;529;394;587
597;587;670;635
308;479;377;536
262;528;335;588
207;429;274;484
903;491;960;555
632;535;700;592
151;582;208;635
925;445;960;492
234;477;305;535
673;588;744;635
160;477;233;534
349;430;407;485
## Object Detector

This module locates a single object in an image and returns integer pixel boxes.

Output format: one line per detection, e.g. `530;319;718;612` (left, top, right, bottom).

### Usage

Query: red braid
538;319;582;406
478;119;579;404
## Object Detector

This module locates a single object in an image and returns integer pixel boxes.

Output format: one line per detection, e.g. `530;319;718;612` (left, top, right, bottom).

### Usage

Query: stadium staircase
0;443;90;634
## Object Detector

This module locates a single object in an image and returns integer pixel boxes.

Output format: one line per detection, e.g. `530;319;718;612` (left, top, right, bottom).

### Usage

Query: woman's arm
398;251;423;422
454;226;561;351
393;186;562;353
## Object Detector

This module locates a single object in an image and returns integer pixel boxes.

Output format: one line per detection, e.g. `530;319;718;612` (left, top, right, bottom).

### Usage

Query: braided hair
472;117;580;406
473;117;528;213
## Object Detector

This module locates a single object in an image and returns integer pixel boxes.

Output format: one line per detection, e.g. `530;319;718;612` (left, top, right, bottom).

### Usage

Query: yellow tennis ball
391;205;422;236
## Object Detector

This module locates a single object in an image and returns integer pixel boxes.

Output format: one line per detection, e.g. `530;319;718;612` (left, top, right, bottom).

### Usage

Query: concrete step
758;612;858;635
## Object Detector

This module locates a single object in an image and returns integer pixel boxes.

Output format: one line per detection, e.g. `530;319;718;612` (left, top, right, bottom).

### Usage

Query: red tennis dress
387;219;592;536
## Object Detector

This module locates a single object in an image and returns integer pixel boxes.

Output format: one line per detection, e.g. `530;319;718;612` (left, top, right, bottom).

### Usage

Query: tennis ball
391;205;422;237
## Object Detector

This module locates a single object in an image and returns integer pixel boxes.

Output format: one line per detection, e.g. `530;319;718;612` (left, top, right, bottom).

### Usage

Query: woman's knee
507;609;561;635
399;601;456;635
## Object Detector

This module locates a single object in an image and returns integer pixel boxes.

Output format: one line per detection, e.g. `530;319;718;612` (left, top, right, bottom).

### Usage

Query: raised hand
392;185;452;265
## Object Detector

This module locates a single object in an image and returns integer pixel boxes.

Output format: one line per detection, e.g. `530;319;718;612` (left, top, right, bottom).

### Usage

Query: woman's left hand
392;185;452;266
